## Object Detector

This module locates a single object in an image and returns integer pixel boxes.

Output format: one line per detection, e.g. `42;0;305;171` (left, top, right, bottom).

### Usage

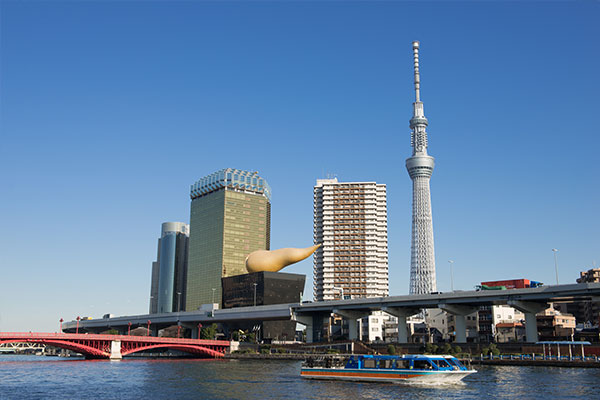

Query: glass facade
157;233;177;313
149;222;189;314
221;271;306;341
186;169;271;310
222;271;305;309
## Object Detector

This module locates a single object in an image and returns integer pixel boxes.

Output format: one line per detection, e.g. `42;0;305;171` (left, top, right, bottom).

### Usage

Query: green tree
387;344;396;355
441;343;453;354
200;323;218;340
488;343;500;356
244;332;256;343
453;345;462;355
106;329;119;335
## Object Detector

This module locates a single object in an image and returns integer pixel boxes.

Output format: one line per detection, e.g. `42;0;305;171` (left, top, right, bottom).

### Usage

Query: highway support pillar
294;315;315;343
181;322;199;339
109;340;122;360
439;304;479;343
382;307;421;343
333;310;370;341
507;300;547;343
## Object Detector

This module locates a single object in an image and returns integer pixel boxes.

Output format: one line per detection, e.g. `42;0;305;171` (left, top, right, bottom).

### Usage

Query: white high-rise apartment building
313;178;388;301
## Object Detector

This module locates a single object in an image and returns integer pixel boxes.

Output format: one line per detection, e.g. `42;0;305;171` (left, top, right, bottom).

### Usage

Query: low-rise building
496;322;526;343
537;307;576;341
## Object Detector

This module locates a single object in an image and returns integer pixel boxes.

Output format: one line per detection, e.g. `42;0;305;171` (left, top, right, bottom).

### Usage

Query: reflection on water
1;355;599;399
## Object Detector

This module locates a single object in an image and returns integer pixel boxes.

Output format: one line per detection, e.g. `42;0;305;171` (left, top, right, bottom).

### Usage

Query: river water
1;355;598;399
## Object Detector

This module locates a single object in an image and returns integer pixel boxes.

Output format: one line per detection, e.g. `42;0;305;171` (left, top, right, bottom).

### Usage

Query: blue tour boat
301;354;476;383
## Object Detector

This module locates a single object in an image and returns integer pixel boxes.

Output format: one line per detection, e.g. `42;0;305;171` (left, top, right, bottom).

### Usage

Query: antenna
412;41;421;102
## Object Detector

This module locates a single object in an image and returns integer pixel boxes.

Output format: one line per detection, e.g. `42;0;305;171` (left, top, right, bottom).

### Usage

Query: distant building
425;309;449;341
221;271;305;341
149;222;189;314
186;169;271;310
576;268;600;325
478;305;524;343
360;311;395;342
496;322;526;343
537;307;576;340
313;178;388;301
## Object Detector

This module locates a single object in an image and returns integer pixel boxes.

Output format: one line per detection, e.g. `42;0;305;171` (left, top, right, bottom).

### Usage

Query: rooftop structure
190;168;271;201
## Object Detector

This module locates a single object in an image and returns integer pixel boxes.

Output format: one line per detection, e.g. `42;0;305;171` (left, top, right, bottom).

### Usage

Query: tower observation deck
406;41;437;295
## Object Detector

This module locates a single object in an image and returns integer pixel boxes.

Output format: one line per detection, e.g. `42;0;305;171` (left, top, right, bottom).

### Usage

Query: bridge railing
0;332;229;347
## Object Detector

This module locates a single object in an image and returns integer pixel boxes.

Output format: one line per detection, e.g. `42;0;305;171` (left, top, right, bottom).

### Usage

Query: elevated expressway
63;283;600;344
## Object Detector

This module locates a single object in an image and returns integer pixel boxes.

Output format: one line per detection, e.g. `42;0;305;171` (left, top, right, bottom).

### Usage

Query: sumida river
1;355;598;399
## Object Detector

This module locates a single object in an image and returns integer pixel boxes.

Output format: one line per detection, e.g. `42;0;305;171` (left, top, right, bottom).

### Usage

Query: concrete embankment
226;353;600;368
226;353;320;361
470;359;600;368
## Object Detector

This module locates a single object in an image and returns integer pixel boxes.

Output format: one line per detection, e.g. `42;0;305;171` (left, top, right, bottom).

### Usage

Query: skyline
1;2;598;332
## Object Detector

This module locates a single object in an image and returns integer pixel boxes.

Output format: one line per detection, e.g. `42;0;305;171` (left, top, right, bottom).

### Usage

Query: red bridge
0;333;229;359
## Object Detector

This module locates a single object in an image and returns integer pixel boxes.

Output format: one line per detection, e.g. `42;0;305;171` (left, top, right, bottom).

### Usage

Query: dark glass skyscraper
149;222;189;314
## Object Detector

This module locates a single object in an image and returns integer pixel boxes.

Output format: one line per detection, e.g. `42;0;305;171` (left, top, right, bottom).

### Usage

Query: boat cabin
344;355;467;371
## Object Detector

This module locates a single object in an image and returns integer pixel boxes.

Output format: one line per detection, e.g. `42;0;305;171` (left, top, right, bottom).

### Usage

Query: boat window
413;360;434;370
432;359;452;369
396;360;409;369
447;358;465;369
381;359;395;369
363;359;376;369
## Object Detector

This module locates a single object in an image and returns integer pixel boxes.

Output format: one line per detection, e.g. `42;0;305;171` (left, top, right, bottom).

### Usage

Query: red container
481;279;531;289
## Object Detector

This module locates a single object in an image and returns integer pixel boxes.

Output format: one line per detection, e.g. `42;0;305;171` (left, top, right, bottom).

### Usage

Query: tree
488;343;500;356
200;323;218;340
424;343;439;354
387;344;396;355
441;343;453;354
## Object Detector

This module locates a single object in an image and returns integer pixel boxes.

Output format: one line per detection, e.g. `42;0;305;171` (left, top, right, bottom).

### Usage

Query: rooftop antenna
412;41;421;103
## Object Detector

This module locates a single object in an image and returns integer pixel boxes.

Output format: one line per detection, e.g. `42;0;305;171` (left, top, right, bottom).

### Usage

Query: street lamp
552;249;559;285
147;320;152;336
448;260;455;292
128;322;132;336
59;318;63;333
76;316;81;334
253;283;258;307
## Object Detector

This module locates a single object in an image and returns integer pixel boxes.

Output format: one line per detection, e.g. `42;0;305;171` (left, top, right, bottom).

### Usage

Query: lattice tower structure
313;178;388;301
406;41;437;294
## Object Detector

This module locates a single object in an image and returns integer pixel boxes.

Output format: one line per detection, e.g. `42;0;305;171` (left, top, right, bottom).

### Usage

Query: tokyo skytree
406;41;437;294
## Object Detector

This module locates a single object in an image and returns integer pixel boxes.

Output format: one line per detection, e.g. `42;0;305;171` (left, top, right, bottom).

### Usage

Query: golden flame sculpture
245;244;321;273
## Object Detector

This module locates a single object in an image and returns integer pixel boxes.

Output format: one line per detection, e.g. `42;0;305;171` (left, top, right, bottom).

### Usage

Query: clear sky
1;1;598;332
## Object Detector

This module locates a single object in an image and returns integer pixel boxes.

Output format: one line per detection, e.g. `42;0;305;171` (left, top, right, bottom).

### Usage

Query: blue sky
1;1;598;332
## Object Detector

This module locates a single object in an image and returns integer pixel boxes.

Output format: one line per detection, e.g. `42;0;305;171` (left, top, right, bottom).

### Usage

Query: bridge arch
120;343;224;358
0;339;108;358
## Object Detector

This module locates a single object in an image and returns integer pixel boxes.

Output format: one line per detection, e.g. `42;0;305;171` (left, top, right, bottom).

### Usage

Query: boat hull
300;367;476;384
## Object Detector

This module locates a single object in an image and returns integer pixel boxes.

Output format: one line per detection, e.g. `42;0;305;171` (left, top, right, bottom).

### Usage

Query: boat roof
356;354;457;360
